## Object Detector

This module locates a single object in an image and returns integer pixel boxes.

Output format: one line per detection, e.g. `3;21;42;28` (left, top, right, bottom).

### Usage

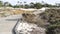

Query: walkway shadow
5;18;19;21
12;19;21;34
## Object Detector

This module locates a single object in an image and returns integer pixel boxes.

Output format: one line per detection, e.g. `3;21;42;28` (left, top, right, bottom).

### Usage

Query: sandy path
0;14;22;34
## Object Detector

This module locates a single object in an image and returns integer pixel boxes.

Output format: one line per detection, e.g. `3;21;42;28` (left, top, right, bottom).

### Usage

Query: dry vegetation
22;13;49;27
20;9;60;34
39;9;60;34
0;9;34;17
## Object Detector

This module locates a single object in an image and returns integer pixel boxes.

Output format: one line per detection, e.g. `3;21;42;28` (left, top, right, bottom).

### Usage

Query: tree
30;2;35;8
34;3;42;9
13;5;19;8
4;2;12;7
0;1;3;7
55;3;60;7
25;4;30;8
42;3;54;7
24;1;26;4
24;1;26;8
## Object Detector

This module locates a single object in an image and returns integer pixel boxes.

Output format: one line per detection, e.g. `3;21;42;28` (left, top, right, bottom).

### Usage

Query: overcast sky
1;0;60;5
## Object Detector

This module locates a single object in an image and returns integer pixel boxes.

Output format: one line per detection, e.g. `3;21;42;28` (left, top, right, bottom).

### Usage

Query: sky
1;0;60;5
